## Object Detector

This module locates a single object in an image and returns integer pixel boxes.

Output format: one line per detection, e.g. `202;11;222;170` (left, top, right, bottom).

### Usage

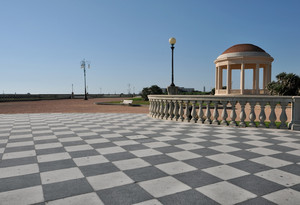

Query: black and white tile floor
0;113;299;205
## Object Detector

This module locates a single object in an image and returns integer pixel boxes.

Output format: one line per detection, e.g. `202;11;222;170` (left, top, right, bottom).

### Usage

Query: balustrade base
291;124;300;131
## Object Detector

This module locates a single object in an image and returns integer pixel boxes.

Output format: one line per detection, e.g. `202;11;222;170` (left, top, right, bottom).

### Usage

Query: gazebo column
226;64;231;94
255;64;260;94
240;63;245;94
215;67;219;93
219;67;223;90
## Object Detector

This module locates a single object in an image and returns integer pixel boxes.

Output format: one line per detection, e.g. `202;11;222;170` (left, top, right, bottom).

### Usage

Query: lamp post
167;37;178;95
169;37;176;86
81;59;90;100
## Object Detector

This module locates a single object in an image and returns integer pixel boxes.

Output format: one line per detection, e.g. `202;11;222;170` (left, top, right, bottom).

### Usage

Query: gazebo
214;44;274;95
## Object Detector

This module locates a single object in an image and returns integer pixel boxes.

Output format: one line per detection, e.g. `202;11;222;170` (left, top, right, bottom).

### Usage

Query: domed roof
222;44;266;54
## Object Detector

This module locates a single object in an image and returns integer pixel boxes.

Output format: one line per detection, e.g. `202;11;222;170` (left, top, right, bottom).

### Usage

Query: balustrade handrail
148;95;300;131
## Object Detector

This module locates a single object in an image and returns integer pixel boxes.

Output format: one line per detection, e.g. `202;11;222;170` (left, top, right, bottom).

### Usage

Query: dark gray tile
229;160;271;174
279;164;300;176
229;175;284;195
158;189;219;205
271;153;299;163
8;138;33;143
34;139;59;144
61;141;86;146
36;147;66;155
4;145;35;153
184;157;222;169
229;150;263;159
265;144;295;152
190;148;221;156
79;162;120;177
68;149;99;158
90;142;115;149
0;156;37;168
154;146;183;154
174;170;222;188
122;144;149;151
43;178;93;201
0;173;41;192
197;141;221;147
124;166;167;182
135;139;157;144
291;184;300;192
104;152;136;161
97;184;153;205
39;159;76;172
229;143;256;150
142;154;176;165
236;197;276;205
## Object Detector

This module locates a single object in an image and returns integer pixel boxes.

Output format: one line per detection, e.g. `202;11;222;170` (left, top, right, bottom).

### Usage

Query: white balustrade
148;95;298;131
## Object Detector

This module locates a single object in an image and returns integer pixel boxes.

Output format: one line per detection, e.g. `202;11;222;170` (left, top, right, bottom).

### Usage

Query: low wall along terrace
148;95;300;131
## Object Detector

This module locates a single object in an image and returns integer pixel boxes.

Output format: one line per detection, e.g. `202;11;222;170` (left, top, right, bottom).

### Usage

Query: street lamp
81;59;90;100
167;37;178;95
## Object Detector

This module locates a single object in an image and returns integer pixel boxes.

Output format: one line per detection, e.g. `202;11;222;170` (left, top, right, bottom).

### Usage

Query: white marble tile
207;153;244;164
9;134;33;139
6;141;34;148
73;155;108;166
175;143;203;150
127;135;148;140
87;171;134;190
2;150;36;160
46;192;104;205
33;135;57;141
113;158;150;170
209;145;240;153
279;142;300;150
203;165;249;180
76;132;98;137
113;140;139;146
139;176;190;198
37;152;71;163
263;188;300;205
181;137;206;143
41;167;84;184
250;156;293;168
167;151;200;161
35;142;62;150
84;138;109;144
156;161;196;175
0;186;44;205
196;181;256;205
244;140;272;147
58;137;82;142
101;133;123;138
96;146;126;155
144;142;170;148
133;199;163;205
211;139;238;145
287;150;300;156
247;147;281;156
0;164;39;179
255;169;300;187
130;149;162;157
64;144;93;152
153;136;177;142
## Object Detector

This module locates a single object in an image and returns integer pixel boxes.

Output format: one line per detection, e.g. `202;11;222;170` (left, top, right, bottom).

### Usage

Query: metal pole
171;44;175;86
84;66;87;100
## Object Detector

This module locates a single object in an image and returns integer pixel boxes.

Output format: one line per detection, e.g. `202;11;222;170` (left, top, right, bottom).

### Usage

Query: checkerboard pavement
0;113;299;205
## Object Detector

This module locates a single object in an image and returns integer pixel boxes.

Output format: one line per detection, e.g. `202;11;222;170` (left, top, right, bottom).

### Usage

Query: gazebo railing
148;95;300;131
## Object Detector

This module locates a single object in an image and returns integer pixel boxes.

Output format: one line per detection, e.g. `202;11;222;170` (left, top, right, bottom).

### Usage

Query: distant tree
267;72;300;96
211;86;226;95
141;85;163;101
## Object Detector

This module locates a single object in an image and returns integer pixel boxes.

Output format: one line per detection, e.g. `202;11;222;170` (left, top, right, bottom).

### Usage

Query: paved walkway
0;113;299;205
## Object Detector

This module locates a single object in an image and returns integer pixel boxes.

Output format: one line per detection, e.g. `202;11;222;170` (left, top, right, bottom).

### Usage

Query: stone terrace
0;113;299;204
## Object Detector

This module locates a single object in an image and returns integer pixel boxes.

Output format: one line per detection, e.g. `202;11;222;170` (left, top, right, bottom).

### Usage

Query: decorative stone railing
148;95;300;131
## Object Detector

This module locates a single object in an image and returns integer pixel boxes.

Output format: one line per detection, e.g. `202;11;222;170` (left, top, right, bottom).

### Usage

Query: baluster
212;101;220;125
155;100;160;118
174;100;179;121
160;99;165;119
268;102;277;128
248;101;256;127
197;100;204;124
169;100;174;120
164;100;170;120
239;101;246;127
179;101;184;122
220;101;228;126
258;102;266;128
191;101;197;123
153;100;158;118
184;101;191;122
149;99;153;117
280;101;288;129
204;101;212;124
229;101;237;126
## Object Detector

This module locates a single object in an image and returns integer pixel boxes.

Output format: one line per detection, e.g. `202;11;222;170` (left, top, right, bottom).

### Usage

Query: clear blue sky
1;0;299;94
